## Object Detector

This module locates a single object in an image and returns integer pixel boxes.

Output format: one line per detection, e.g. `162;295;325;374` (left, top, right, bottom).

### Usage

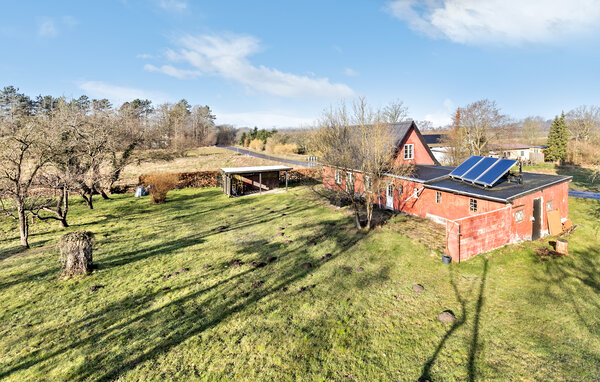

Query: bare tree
0;117;50;247
382;99;408;124
520;116;545;145
312;98;412;230
566;105;600;143
459;99;508;156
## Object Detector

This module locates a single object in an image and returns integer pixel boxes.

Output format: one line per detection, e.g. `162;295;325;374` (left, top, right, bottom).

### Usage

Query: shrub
273;143;299;154
248;139;265;151
59;231;95;278
145;174;178;204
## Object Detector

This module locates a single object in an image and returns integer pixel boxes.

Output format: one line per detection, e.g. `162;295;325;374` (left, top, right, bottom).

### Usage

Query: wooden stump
555;239;568;255
59;231;95;277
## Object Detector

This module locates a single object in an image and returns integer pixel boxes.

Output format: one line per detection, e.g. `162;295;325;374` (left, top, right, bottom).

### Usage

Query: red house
323;121;571;262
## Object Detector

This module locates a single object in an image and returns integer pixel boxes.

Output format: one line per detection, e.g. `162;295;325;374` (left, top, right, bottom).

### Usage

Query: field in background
523;163;599;192
1;187;599;380
118;147;289;186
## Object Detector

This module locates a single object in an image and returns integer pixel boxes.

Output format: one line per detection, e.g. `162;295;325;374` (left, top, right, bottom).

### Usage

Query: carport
221;165;293;197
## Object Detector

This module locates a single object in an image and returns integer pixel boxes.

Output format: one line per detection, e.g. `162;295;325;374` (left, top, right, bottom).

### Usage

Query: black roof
424;171;571;203
389;121;441;165
397;164;453;182
422;133;445;145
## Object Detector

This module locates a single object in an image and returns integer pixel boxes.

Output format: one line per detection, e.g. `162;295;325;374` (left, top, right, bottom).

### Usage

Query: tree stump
59;231;95;277
555;239;568;255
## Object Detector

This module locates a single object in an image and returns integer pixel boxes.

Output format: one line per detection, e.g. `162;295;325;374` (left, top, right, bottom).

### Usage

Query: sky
1;0;599;128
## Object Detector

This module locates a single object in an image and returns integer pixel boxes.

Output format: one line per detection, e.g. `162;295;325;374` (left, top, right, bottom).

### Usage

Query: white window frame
404;144;414;160
469;198;478;212
546;200;553;212
365;175;372;192
334;169;342;185
436;191;442;204
515;209;524;222
346;172;354;192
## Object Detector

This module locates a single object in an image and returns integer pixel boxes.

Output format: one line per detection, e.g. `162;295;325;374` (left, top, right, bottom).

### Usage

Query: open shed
221;165;293;197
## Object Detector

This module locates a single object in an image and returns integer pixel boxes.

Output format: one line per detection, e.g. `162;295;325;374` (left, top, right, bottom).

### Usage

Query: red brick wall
393;126;436;167
509;181;569;241
446;206;512;262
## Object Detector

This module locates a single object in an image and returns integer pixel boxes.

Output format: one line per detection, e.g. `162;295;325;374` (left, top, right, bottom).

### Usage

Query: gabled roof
422;133;446;145
391;121;440;165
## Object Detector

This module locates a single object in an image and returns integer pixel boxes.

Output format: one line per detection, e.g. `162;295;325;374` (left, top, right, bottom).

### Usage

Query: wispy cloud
386;0;600;45
144;64;201;79
38;18;57;37
343;68;359;77
37;16;78;38
136;53;154;59
216;111;315;128
79;81;168;104
158;0;187;12
146;33;355;98
423;98;454;127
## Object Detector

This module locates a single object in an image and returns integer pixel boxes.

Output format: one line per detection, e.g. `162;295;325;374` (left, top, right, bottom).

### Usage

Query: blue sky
1;0;599;128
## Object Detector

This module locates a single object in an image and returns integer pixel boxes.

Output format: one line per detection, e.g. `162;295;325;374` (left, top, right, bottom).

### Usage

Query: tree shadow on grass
0;206;368;381
555;164;599;192
419;258;489;382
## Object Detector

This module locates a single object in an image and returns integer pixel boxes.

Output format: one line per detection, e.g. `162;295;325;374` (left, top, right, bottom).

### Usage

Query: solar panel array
449;156;517;187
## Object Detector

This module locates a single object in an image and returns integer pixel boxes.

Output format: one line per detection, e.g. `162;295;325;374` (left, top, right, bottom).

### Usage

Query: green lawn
0;187;599;381
523;163;599;192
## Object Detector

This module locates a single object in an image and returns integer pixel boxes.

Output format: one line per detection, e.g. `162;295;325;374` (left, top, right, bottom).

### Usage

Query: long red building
323;121;571;262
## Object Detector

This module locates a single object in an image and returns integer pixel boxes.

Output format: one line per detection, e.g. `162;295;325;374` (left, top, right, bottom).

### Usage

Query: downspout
458;224;461;264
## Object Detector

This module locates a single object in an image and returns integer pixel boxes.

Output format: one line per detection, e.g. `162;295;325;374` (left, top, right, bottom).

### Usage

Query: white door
386;183;394;209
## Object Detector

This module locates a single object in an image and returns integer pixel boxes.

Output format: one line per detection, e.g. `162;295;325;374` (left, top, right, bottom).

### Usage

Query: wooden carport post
259;172;262;195
285;171;288;191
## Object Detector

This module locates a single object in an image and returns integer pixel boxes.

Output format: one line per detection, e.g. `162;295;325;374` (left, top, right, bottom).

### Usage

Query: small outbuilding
221;165;293;197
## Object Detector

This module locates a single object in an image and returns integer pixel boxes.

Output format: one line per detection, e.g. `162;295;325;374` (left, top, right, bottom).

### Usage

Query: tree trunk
17;205;29;248
82;192;94;209
100;189;110;200
57;187;69;228
353;202;362;230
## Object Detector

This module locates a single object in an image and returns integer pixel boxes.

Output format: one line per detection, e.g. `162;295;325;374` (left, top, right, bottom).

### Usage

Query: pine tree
546;112;568;162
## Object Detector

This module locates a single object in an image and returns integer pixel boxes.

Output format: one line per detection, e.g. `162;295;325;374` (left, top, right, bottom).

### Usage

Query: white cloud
136;53;154;59
149;33;355;98
216;111;315;128
158;0;187;11
38;19;57;37
343;68;359;77
144;64;201;79
79;81;168;104
423;98;454;127
387;0;600;45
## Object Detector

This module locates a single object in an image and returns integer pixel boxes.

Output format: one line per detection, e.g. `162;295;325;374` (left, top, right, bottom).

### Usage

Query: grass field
118;147;287;186
0;187;599;381
523;163;599;192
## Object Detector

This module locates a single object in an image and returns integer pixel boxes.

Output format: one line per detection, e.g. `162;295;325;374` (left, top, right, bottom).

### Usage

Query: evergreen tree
546;112;568;162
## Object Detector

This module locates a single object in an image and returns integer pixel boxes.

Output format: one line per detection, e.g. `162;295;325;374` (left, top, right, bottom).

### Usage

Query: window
469;198;478;212
515;210;524;222
520;151;525;157
334;169;341;185
436;191;442;204
398;184;403;195
365;175;372;192
404;144;414;160
387;182;394;195
546;200;553;212
346;172;354;192
413;187;419;198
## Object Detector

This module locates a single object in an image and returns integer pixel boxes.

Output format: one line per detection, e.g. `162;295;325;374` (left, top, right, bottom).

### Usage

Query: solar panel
473;158;517;187
449;156;484;179
462;157;499;182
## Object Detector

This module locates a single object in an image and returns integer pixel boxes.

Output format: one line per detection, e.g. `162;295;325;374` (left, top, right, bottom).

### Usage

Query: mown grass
523;163;599;192
0;187;599;381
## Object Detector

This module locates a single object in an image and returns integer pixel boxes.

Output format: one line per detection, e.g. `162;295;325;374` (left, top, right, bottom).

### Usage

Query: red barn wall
509;181;569;241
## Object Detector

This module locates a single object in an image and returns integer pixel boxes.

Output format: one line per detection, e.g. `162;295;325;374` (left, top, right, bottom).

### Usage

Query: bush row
138;168;321;190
